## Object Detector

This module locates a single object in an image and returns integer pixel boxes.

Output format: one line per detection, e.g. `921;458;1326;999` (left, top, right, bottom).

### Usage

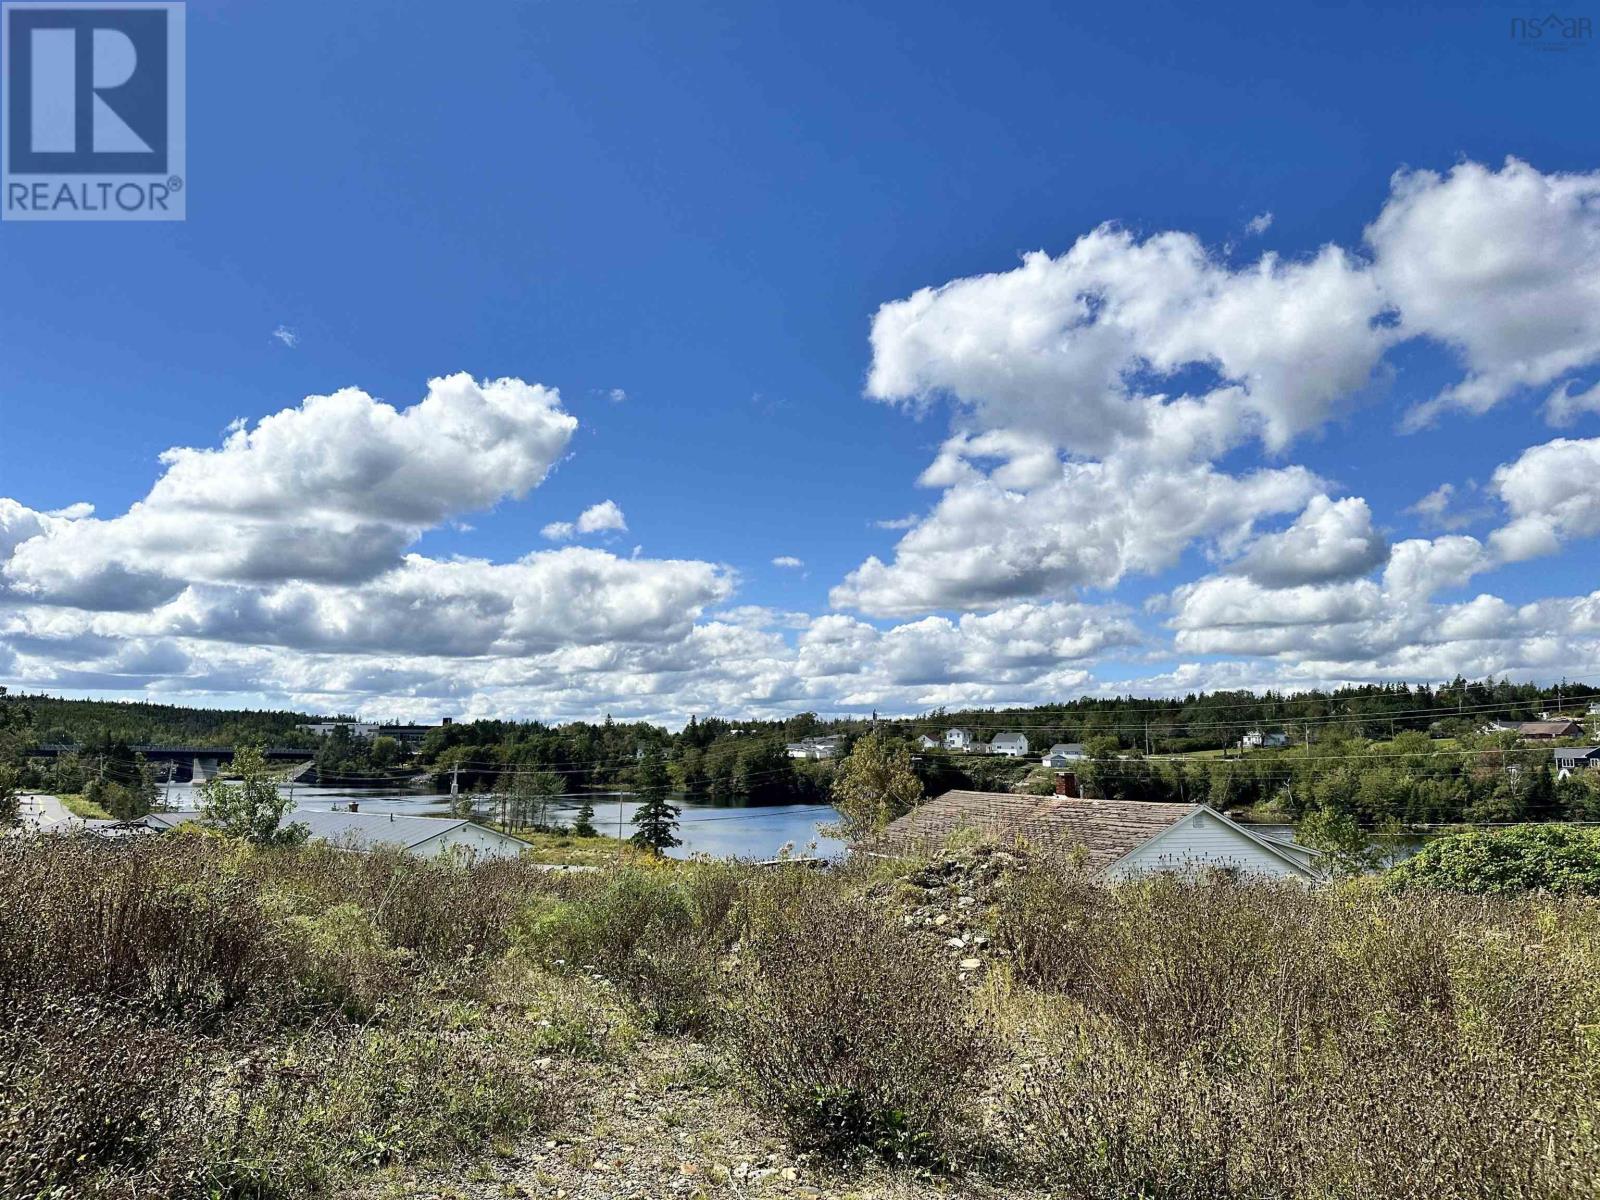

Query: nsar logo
1510;11;1593;50
2;1;185;221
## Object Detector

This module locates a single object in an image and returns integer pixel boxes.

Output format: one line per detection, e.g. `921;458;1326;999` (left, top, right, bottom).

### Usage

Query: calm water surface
161;783;845;860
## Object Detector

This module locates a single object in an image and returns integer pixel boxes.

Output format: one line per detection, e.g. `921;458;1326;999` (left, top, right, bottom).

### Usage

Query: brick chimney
1055;771;1080;798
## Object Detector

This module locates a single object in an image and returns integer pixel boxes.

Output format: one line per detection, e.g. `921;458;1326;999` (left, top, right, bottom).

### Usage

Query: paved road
15;793;80;833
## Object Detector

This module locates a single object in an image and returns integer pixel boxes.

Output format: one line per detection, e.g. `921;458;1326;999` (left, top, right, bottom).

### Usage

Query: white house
786;735;845;760
1240;729;1291;750
944;728;977;752
142;808;528;860
874;790;1321;882
1040;742;1086;766
990;732;1030;758
916;734;941;751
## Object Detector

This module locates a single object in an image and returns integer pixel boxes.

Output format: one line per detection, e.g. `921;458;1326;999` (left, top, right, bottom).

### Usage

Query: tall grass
3;833;1597;1198
0;834;572;1198
986;864;1600;1198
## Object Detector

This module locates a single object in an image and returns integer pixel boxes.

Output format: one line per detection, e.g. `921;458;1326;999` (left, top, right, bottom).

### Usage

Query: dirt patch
349;1034;1037;1200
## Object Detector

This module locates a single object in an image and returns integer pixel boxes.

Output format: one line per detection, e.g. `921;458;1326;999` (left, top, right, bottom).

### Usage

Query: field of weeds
1;833;1597;1199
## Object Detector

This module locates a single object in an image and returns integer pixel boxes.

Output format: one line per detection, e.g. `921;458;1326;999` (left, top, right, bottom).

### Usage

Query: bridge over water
29;744;312;783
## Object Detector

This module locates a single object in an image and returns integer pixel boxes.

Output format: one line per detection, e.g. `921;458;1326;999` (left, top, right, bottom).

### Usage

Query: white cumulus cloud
543;499;628;541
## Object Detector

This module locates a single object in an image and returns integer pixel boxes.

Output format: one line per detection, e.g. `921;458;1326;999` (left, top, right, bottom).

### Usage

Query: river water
159;783;846;861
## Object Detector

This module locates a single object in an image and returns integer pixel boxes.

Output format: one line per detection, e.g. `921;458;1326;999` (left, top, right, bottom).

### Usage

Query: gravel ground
351;848;1048;1200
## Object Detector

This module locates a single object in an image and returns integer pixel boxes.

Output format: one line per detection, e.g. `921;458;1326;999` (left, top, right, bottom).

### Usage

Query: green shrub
514;868;722;1033
494;959;640;1060
0;837;288;1020
987;864;1600;1197
275;900;412;1020
730;881;996;1164
0;837;571;1197
1387;823;1600;895
207;1022;561;1195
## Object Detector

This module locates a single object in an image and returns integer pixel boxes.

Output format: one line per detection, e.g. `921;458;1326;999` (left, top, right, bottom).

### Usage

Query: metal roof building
143;807;527;859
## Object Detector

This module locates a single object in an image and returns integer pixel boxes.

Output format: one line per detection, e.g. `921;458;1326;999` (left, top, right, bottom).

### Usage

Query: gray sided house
1553;746;1600;776
870;789;1321;881
143;808;527;859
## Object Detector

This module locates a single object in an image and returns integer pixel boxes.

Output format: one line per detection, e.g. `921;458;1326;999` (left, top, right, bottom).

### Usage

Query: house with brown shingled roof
871;788;1320;881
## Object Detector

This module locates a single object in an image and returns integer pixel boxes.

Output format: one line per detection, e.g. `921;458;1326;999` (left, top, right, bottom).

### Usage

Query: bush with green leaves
0;836;572;1198
198;745;306;846
1387;823;1600;895
514;867;723;1033
272;900;412;1020
202;1021;561;1195
0;765;19;829
730;874;996;1165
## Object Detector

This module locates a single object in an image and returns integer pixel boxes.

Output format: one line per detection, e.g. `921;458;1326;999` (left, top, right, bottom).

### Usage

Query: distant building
785;735;844;760
1040;742;1086;766
990;732;1030;758
1552;746;1600;777
1518;720;1584;741
297;720;382;740
916;734;941;751
871;790;1321;881
944;728;978;753
142;807;525;860
380;718;454;750
1240;730;1291;750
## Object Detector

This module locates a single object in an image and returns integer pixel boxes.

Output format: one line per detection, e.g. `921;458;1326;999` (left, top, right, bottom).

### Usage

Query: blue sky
4;0;1600;722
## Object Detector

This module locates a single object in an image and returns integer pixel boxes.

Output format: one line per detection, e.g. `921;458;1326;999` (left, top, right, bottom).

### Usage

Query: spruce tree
629;746;681;853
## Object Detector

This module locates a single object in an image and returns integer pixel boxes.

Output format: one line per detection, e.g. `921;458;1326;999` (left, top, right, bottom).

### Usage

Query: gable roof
143;807;524;853
872;789;1318;878
991;731;1027;744
874;789;1195;871
1520;720;1583;736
